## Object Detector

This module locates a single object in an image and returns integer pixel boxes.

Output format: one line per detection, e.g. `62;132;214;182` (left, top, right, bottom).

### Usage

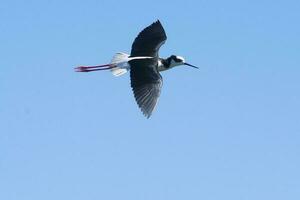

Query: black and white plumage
129;21;166;118
75;20;198;118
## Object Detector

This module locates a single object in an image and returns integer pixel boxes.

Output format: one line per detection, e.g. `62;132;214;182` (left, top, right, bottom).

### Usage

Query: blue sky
1;0;300;199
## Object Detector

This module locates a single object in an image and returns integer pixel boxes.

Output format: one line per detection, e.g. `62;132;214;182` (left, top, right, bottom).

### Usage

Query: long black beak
184;63;199;69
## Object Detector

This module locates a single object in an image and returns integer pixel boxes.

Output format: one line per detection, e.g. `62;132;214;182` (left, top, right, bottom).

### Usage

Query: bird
75;20;198;118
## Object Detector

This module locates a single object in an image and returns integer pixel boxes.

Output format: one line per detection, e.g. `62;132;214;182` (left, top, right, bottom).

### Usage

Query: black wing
130;20;167;57
129;58;163;118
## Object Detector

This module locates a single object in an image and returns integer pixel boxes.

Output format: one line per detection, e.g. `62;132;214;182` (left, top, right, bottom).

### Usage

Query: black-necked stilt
75;20;198;118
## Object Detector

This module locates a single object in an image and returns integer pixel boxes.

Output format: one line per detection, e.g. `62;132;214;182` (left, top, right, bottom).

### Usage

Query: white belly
157;60;168;72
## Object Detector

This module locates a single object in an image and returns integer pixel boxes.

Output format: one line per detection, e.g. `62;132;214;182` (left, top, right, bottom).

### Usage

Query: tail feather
110;52;130;77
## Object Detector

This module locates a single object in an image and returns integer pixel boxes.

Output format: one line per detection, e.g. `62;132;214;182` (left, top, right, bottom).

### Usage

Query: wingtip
143;111;152;119
155;19;162;25
132;89;156;119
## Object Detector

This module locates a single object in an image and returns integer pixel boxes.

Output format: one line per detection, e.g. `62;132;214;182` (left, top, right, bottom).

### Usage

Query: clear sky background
1;0;300;199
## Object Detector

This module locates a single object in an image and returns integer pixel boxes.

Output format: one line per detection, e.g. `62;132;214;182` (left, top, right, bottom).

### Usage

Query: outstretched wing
129;58;163;118
130;20;167;57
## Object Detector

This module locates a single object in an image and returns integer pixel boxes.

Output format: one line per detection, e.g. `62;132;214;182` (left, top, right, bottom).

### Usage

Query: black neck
160;57;172;68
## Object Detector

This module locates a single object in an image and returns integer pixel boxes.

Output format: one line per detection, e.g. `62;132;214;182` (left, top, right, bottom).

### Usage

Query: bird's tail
110;52;130;77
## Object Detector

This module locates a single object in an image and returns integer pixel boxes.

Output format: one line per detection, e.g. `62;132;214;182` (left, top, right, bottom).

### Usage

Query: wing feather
132;82;162;118
130;20;167;57
130;58;163;118
129;20;166;118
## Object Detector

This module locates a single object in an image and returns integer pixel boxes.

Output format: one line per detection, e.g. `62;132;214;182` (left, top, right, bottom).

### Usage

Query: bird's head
167;55;198;69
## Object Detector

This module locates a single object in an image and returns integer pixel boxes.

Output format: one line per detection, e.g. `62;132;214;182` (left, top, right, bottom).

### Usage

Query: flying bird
75;20;198;118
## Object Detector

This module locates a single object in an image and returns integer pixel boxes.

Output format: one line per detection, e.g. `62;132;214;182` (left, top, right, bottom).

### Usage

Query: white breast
157;60;168;71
